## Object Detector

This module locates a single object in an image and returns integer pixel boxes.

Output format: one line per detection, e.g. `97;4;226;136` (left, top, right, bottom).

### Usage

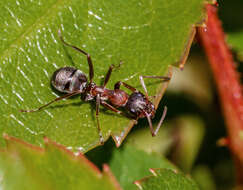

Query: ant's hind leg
20;91;81;113
95;94;104;144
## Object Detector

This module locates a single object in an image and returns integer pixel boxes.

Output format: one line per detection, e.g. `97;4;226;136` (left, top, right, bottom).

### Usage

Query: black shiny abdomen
125;92;155;118
51;67;87;93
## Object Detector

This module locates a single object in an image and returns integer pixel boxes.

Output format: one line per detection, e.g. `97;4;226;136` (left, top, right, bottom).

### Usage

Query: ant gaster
20;30;170;144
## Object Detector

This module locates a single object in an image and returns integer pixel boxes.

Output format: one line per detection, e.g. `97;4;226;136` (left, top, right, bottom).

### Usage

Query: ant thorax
51;67;87;93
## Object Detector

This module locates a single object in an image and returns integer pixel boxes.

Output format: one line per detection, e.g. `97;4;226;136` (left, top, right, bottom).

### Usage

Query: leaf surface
227;31;243;61
0;135;120;190
0;0;206;151
134;168;199;190
109;145;177;190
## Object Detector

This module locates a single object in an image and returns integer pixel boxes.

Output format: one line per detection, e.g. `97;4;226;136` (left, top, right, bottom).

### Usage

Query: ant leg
58;30;94;82
103;61;123;87
141;75;171;80
20;91;81;113
114;81;138;92
139;76;149;99
153;106;167;136
101;101;135;120
95;94;104;144
103;64;114;87
139;75;171;100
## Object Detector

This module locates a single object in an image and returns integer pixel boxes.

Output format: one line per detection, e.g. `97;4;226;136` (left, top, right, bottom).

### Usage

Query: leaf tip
149;168;158;177
134;180;143;190
111;120;136;147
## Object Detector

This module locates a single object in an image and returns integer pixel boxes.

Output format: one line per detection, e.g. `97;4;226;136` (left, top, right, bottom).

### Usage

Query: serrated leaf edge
2;134;121;189
133;168;180;190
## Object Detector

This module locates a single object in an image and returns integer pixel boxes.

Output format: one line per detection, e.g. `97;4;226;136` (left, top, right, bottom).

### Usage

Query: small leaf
134;168;199;190
0;0;206;151
192;165;216;190
0;135;121;190
125;123;174;155
109;145;177;190
227;31;243;61
125;115;205;173
170;116;205;172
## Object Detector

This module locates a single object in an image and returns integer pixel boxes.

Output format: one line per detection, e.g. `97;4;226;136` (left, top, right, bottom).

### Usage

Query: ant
20;30;170;144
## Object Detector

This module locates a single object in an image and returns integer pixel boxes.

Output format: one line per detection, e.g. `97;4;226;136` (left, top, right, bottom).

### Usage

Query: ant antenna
139;75;169;136
139;75;170;100
154;106;167;135
146;106;167;136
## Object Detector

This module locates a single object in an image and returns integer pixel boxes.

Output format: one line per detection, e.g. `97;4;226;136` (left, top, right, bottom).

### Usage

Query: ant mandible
20;30;170;144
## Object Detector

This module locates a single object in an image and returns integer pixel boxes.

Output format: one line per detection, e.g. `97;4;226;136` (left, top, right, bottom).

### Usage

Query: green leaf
125;115;205;173
0;135;121;190
227;31;243;61
125;122;174;155
0;0;206;151
134;168;199;190
167;54;213;107
192;165;216;190
170;116;205;172
109;145;177;190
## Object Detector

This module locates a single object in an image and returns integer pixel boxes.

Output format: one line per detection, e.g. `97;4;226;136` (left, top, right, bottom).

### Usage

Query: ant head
143;102;155;118
126;92;156;118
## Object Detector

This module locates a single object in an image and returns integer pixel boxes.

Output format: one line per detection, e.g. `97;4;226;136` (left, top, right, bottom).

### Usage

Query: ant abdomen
51;67;88;93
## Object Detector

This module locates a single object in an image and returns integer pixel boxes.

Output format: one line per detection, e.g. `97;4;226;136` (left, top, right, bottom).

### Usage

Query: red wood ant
20;30;170;144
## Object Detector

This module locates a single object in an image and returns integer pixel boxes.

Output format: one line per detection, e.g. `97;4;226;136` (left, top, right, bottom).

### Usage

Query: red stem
197;4;243;183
